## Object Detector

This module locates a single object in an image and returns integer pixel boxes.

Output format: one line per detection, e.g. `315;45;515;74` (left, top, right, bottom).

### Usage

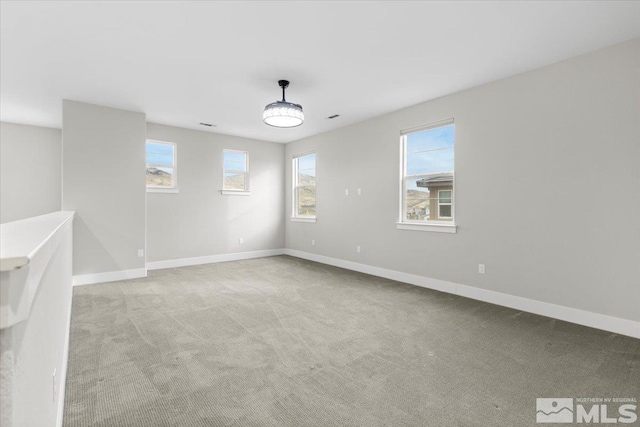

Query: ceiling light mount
263;80;304;128
278;80;289;100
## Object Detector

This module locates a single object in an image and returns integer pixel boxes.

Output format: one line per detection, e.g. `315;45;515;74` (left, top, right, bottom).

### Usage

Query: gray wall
0;122;61;223
285;38;640;323
62;100;146;275
146;123;285;262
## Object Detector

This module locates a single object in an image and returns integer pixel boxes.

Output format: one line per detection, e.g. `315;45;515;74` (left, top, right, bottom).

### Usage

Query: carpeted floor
63;255;639;426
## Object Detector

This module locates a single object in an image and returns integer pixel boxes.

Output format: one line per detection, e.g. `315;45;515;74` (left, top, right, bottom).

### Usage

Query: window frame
397;118;457;233
437;189;453;219
292;152;317;222
146;139;178;193
221;149;250;195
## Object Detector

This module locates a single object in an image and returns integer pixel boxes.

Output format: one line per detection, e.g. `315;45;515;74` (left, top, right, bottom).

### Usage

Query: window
292;153;316;220
399;120;455;231
222;150;249;193
438;190;452;218
146;140;177;191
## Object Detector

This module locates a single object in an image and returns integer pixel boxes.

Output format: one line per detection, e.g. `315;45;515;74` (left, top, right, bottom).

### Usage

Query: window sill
291;217;317;223
396;222;457;233
147;188;179;194
220;190;251;196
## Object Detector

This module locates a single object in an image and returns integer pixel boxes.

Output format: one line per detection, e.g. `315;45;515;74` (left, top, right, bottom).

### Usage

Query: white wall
146;123;285;263
0;216;73;427
285;39;640;324
0;122;61;224
62;100;146;276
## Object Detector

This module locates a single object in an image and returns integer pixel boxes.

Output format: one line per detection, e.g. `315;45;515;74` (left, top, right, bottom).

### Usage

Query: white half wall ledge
0;211;74;427
0;211;75;272
72;268;147;286
283;249;640;340
146;248;285;270
0;211;75;328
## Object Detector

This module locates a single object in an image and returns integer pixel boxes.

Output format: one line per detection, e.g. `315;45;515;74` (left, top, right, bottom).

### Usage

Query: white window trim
292;152;317;221
400;117;455;135
222;149;250;193
397;118;456;232
220;190;251;196
146;140;178;193
437;189;453;219
290;217;317;223
396;222;457;233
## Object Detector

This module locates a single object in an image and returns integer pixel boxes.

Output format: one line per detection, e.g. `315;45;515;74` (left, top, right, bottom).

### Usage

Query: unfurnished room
0;1;639;426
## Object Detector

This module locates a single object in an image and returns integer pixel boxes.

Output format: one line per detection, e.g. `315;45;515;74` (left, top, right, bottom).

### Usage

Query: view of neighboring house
410;172;454;221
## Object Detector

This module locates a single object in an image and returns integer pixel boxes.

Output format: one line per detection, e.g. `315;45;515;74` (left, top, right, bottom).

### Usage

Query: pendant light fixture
263;80;304;128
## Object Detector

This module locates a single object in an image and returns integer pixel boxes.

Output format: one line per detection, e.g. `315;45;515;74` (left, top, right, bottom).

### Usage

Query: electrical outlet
311;239;315;246
345;189;349;196
478;264;485;274
137;249;144;258
239;237;244;245
356;246;361;253
357;188;362;196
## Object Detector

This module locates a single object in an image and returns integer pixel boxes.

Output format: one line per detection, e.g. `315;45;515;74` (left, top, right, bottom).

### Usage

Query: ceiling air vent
199;122;215;127
327;114;340;119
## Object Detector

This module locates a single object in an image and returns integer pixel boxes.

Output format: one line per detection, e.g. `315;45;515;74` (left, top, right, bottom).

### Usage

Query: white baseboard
283;249;640;339
146;248;286;271
72;268;147;286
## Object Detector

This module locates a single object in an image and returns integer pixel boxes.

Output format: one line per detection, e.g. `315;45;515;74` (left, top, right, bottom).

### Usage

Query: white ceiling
1;1;639;143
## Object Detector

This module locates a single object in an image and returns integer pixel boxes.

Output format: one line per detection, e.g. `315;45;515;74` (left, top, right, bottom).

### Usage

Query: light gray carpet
63;256;639;426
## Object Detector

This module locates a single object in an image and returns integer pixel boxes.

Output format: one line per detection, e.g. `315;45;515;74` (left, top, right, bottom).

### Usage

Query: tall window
146;140;177;190
401;120;455;223
223;150;249;191
293;153;316;219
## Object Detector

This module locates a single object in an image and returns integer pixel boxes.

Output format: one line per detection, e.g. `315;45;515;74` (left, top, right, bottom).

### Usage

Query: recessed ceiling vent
199;123;215;127
327;114;340;119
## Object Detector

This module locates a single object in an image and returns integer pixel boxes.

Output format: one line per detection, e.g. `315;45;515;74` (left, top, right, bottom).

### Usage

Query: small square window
223;150;249;192
146;140;177;191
